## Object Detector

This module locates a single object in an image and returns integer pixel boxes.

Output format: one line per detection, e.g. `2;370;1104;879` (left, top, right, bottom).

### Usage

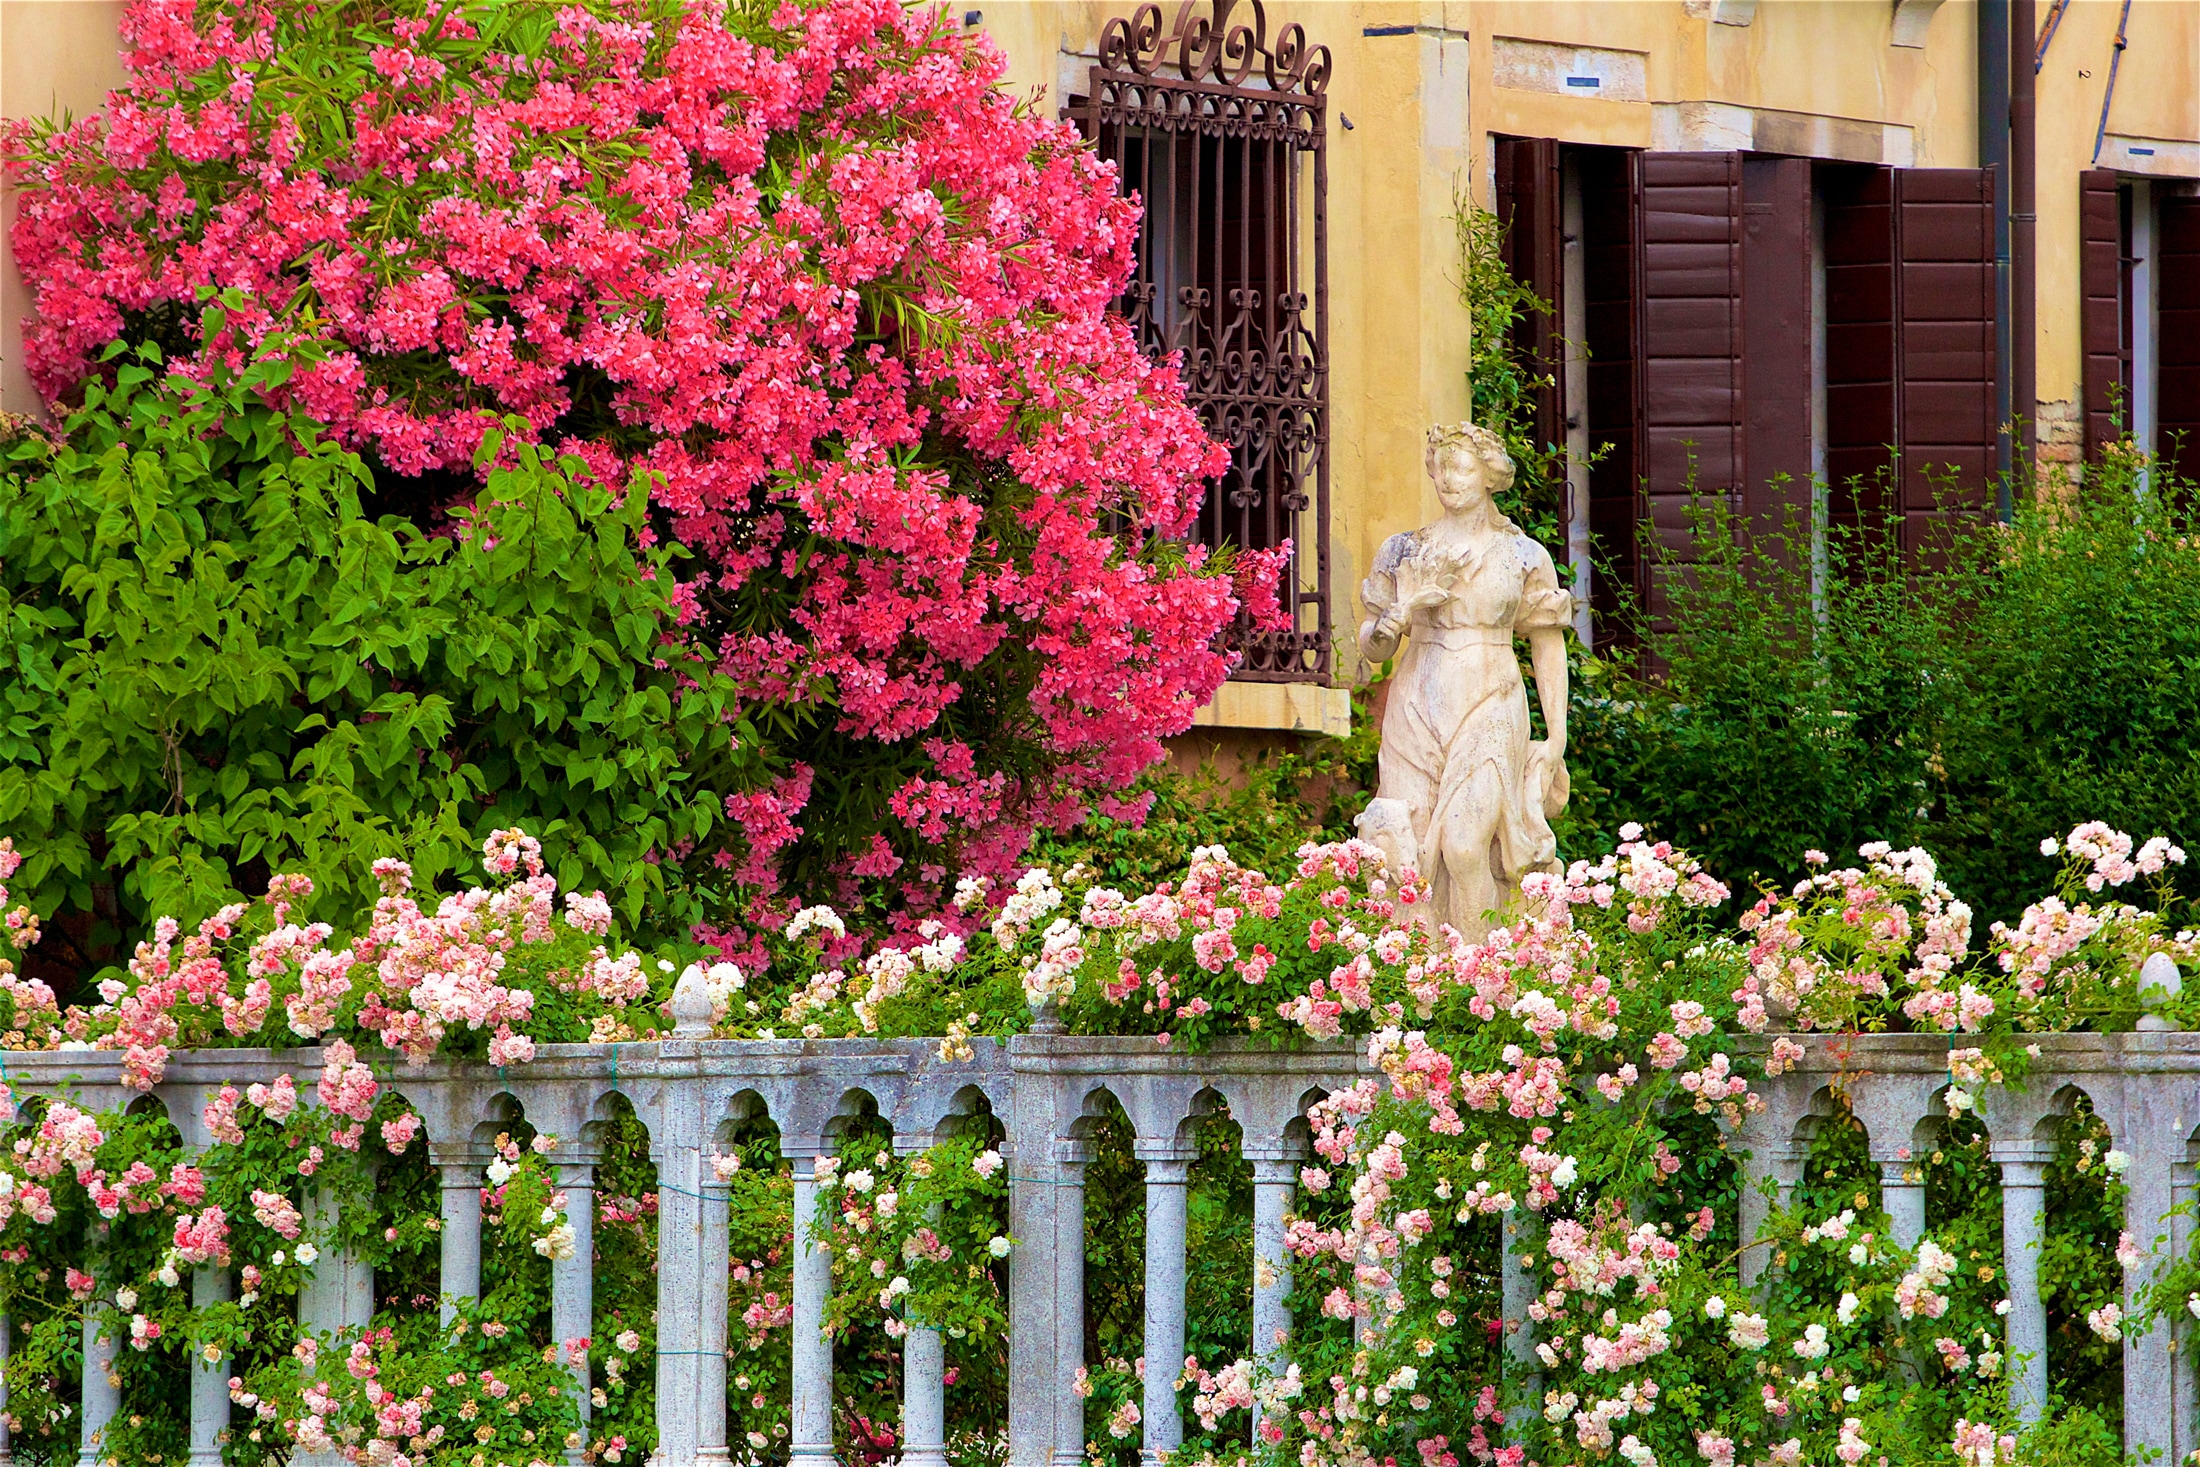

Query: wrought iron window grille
1079;1;1334;684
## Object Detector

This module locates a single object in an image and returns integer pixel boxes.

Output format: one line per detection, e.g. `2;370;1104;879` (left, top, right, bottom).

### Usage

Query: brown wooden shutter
1741;156;1814;545
2080;168;2128;460
2159;196;2200;486
1892;168;1998;553
1634;150;1743;619
1580;149;1642;642
1494;137;1564;463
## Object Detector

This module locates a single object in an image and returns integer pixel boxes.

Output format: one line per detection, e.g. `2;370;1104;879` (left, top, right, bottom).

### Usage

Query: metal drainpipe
1980;0;2014;503
2011;0;2038;510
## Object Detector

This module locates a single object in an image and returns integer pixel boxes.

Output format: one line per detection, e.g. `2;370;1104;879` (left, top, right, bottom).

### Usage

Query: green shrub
0;334;755;972
1571;453;2200;926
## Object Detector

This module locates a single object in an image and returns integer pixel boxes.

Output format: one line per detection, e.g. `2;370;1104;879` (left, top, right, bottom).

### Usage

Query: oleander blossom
4;0;1275;915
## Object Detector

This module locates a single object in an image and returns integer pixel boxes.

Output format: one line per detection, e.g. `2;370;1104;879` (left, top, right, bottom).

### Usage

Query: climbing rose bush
70;828;669;1089
4;821;2189;1467
5;0;1272;941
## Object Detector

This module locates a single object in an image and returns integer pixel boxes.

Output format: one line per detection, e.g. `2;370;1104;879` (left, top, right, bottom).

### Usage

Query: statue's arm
1528;624;1567;754
1358;535;1416;664
1359;594;1405;664
1516;538;1570;755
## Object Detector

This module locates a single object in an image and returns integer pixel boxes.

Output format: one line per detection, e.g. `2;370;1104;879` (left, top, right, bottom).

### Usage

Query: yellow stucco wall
0;0;130;417
3;0;2197;725
2031;1;2200;467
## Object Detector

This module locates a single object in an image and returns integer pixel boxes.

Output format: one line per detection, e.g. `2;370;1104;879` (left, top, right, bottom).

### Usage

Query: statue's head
1425;421;1516;512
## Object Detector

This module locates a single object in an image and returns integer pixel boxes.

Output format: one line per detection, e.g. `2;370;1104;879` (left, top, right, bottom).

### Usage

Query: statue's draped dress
1365;524;1573;930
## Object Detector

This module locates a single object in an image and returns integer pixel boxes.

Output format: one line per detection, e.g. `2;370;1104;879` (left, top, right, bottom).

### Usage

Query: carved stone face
1429;442;1491;513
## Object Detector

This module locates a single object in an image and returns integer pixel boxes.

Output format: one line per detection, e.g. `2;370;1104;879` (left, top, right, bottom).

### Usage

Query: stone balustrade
5;1030;2199;1465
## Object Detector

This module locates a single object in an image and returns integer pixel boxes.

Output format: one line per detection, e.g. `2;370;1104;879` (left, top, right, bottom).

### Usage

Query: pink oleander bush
4;0;1275;951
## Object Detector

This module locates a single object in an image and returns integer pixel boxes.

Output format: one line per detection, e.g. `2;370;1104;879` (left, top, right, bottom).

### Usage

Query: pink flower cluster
78;829;648;1084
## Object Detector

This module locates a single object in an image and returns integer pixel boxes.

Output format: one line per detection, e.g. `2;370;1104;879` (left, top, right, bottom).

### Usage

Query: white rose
115;1288;138;1311
1703;1296;1726;1320
988;1236;1012;1259
296;1243;319;1266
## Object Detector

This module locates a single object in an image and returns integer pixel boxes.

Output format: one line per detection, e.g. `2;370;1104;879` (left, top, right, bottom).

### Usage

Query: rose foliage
4;0;1274;948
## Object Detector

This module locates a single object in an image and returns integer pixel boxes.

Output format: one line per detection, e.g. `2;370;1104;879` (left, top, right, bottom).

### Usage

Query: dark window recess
1822;162;1897;535
1580;150;1642;641
1079;1;1333;684
1495;136;1565;463
1493;138;1639;646
2162;196;2200;484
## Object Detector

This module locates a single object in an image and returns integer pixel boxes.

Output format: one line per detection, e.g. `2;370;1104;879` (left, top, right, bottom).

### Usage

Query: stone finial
2137;950;2183;1032
668;964;716;1037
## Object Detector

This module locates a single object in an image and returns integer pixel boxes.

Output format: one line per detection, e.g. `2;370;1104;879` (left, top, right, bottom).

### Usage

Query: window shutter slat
2079;168;2125;461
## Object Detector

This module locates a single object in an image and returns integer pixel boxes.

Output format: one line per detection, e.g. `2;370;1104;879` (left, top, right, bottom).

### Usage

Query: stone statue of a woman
1356;422;1575;940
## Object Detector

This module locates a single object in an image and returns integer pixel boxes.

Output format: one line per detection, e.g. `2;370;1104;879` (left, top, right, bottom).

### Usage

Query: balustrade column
435;1147;484;1325
1876;1156;1925;1252
1136;1144;1194;1467
1997;1152;2049;1426
1500;1213;1539;1406
897;1131;951;1467
698;1153;730;1467
654;1134;703;1467
78;1227;119;1467
1737;1148;1802;1289
299;1185;373;1334
1247;1149;1298;1441
552;1156;598;1464
2122;1126;2180;1464
788;1150;836;1467
189;1263;232;1467
0;1309;13;1467
1050;1141;1088;1467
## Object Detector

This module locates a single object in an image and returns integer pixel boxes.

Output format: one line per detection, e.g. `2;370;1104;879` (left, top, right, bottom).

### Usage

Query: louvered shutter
1494;137;1564;465
1634;151;1743;619
2080;169;2128;460
1741;156;1814;546
2158;196;2200;486
1893;168;1998;554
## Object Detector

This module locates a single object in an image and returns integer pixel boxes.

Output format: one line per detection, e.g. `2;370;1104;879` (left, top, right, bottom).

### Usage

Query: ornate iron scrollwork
1084;1;1332;684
